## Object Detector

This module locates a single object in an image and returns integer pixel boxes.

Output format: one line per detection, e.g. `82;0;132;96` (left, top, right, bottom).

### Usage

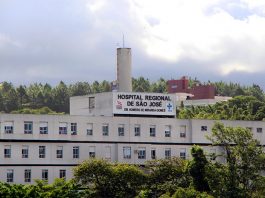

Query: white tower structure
117;48;132;92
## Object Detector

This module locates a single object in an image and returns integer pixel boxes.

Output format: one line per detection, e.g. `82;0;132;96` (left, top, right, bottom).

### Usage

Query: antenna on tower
122;33;125;48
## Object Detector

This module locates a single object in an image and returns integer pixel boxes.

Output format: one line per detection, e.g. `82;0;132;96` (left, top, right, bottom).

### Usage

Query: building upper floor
70;92;176;118
0;113;264;145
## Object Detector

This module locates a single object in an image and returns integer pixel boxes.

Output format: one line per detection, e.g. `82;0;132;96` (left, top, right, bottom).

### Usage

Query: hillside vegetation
0;77;264;118
177;96;265;121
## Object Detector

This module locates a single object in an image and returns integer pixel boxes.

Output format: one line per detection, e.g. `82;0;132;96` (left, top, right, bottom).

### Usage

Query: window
180;148;186;159
4;121;13;134
89;146;95;158
102;124;109;136
105;146;111;159
150;125;156;137
39;146;46;158
165;148;171;159
123;147;131;159
138;147;146;159
4;145;11;158
87;123;93;135
73;146;79;158
24;121;33;134
134;125;141;136
165;125;171;137
24;169;31;182
59;122;67;134
59;169;66;179
201;126;207;131
22;145;29;158
71;123;77;135
56;146;63;158
42;169;48;181
7;169;14;183
118;124;125;136
180;125;186;138
151;149;156;160
89;97;95;109
39;122;48;134
257;128;263;133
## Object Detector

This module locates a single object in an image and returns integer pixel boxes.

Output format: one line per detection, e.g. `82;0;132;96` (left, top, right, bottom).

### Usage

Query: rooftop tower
116;48;132;92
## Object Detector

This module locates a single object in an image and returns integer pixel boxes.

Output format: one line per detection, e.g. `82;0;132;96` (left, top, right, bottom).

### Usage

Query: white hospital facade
0;91;264;184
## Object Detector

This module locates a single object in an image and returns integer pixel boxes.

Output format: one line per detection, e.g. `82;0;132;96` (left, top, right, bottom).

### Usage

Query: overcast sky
1;0;265;87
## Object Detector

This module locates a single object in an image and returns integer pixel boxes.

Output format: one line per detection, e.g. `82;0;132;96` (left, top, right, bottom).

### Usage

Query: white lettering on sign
113;92;175;116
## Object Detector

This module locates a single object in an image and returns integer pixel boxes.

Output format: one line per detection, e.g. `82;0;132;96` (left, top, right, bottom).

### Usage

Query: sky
1;0;265;87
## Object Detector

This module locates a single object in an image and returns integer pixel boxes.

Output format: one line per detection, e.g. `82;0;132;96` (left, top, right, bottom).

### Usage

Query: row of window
6;169;66;183
122;147;186;160
3;145;186;160
5;122;78;135
3;122;265;136
3;145;84;159
2;122;187;138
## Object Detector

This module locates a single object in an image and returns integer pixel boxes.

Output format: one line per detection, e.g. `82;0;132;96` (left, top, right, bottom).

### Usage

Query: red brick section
190;84;215;99
167;76;189;93
167;76;215;99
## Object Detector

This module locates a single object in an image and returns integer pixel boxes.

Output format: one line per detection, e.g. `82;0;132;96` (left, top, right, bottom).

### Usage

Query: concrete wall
70;92;113;116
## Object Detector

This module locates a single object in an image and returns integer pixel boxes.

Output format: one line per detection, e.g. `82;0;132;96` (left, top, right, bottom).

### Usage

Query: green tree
52;81;69;113
246;84;264;101
110;164;146;198
173;187;213;198
188;145;210;192
16;85;28;109
27;83;43;108
91;81;101;93
150;78;167;93
73;159;113;197
132;77;151;92
207;122;265;198
0;179;84;198
178;96;265;121
42;83;53;108
74;159;146;198
69;82;91;96
100;80;111;92
0;82;19;112
145;157;190;197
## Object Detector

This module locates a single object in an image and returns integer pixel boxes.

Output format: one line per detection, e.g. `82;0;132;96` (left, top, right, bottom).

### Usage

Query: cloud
0;0;265;86
0;34;21;49
129;0;265;75
86;0;106;13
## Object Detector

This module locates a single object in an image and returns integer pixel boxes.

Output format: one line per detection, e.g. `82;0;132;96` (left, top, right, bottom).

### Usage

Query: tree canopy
178;95;265;120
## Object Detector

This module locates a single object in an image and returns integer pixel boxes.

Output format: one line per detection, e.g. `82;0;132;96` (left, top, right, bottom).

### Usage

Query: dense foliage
207;122;265;197
188;145;210;192
74;159;146;198
178;95;265;120
0;179;84;198
213;82;265;100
